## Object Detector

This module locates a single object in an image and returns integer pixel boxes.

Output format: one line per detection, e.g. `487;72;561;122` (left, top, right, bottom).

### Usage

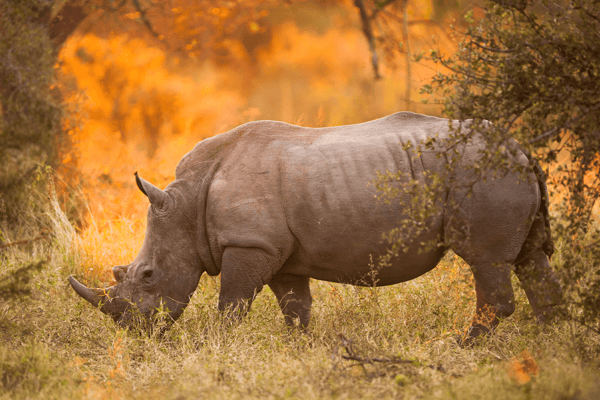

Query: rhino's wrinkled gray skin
69;112;561;341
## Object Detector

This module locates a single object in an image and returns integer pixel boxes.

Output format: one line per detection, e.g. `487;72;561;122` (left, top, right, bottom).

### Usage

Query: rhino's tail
523;150;554;258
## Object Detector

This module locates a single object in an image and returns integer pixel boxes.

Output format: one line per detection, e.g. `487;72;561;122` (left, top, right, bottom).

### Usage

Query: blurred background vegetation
0;0;467;225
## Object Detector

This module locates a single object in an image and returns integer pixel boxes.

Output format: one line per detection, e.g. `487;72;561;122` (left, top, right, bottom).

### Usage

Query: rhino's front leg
218;247;275;320
269;275;312;328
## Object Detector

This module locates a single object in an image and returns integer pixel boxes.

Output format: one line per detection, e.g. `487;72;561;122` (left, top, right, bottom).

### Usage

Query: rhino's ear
134;172;171;210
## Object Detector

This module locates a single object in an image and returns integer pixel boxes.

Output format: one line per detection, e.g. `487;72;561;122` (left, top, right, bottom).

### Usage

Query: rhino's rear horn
113;265;130;283
134;172;171;209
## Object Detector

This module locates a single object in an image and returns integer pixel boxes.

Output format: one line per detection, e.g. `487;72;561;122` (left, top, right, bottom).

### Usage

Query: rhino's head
69;173;202;331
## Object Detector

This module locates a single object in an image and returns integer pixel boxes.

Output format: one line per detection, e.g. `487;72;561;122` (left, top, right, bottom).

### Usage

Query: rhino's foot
515;249;564;324
218;303;249;328
532;304;563;325
458;323;492;348
282;316;311;333
269;275;312;330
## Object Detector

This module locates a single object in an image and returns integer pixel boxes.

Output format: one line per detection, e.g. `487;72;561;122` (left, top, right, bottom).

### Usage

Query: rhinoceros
69;112;561;341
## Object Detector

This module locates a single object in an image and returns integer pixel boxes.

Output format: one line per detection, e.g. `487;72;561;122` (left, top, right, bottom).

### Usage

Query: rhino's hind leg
461;261;516;345
268;275;312;328
515;249;562;323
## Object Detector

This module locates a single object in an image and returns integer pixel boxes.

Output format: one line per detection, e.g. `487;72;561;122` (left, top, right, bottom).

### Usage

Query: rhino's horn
134;172;171;209
68;276;115;315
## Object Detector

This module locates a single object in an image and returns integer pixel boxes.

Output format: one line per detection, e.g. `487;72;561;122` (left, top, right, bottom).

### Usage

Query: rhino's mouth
115;308;174;336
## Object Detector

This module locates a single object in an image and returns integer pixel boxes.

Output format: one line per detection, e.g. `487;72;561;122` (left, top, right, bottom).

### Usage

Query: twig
528;104;600;144
584;237;600;250
341;354;414;364
336;333;444;370
471;40;515;53
0;231;48;249
133;0;160;38
559;311;600;335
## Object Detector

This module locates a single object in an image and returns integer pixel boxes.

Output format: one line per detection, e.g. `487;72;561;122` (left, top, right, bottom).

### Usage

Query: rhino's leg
268;275;312;328
513;212;562;322
450;228;519;343
463;261;516;345
218;247;274;320
446;171;535;344
514;249;562;323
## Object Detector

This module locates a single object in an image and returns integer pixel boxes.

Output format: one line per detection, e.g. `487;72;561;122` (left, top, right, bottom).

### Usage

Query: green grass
1;194;599;400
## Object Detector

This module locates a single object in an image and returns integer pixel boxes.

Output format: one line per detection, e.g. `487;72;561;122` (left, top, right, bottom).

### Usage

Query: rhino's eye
142;270;153;280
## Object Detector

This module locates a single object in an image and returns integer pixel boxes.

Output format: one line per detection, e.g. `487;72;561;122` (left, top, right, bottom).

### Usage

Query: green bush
0;1;62;224
411;0;600;333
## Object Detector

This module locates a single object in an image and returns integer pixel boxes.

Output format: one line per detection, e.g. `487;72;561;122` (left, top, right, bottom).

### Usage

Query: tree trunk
38;2;89;53
354;0;382;80
402;1;411;111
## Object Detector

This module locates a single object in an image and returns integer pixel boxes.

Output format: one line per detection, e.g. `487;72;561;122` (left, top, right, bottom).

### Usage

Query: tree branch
0;231;49;249
471;40;515;53
335;333;445;371
401;0;411;110
529;104;600;144
133;0;160;38
354;0;382;79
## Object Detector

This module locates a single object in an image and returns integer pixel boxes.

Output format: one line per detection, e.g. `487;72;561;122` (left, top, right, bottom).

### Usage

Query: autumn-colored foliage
507;350;539;385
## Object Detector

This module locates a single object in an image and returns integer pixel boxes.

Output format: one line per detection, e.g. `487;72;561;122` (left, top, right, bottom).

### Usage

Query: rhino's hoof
457;323;491;348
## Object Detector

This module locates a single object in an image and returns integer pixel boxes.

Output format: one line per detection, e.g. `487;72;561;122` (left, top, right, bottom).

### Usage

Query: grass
1;187;599;400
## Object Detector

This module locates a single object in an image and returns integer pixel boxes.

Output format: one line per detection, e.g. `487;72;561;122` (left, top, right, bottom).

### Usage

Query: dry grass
1;190;599;400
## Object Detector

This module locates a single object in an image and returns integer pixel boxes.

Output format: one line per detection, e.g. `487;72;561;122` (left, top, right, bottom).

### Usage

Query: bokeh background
54;0;469;281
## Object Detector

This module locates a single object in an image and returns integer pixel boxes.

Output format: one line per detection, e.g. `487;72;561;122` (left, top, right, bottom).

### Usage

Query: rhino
69;112;561;342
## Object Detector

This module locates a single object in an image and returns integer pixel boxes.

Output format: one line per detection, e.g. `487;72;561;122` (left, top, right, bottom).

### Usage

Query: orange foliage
76;0;276;65
59;34;245;281
59;1;454;279
152;0;274;63
507;350;539;384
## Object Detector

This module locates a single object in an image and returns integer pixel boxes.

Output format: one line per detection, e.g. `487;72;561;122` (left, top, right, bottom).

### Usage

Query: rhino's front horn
134;172;171;209
68;276;117;317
